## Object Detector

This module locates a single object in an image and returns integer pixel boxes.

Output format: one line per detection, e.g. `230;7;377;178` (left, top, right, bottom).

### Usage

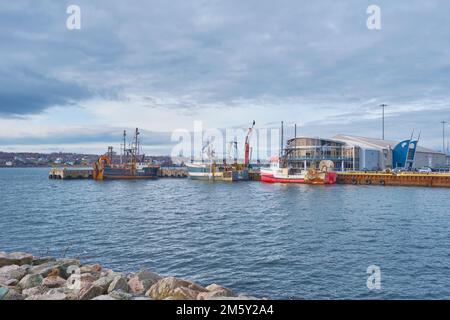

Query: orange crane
244;120;255;167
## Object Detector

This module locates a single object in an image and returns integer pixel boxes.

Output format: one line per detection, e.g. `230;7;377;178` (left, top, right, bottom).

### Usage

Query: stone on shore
0;252;255;300
78;284;104;300
128;269;162;295
107;276;129;293
146;277;208;300
0;285;9;299
0;264;28;283
46;287;77;300
92;274;119;292
4;279;19;287
80;264;102;274
2;288;24;300
26;293;67;300
32;256;56;266
31;258;80;279
92;295;117;300
43;275;66;288
109;289;132;300
197;283;235;300
18;274;44;290
0;252;33;267
22;286;48;297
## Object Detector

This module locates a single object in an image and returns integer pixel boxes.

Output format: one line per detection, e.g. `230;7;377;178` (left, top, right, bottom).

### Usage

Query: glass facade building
283;137;359;172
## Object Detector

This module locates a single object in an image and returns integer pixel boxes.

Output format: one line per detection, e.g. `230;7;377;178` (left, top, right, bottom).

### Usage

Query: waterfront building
283;134;447;171
283;137;356;172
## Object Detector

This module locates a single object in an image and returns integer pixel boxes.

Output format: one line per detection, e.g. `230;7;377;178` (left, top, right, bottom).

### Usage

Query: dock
49;166;188;179
337;172;450;188
49;167;93;179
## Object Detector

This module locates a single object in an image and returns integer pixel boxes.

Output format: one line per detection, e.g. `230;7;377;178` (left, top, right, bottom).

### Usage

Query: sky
1;0;450;156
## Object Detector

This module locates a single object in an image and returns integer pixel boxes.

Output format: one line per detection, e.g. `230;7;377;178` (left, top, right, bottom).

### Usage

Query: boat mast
132;128;139;170
279;121;284;166
121;130;127;165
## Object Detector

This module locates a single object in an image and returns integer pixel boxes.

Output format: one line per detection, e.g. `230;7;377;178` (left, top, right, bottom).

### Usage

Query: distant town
0;151;174;168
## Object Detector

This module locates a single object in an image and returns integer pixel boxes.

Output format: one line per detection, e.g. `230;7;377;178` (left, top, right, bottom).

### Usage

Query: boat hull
186;163;250;181
186;163;223;180
102;166;159;180
260;169;336;184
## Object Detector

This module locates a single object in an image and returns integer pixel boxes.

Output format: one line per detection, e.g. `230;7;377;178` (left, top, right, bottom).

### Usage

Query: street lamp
441;121;447;153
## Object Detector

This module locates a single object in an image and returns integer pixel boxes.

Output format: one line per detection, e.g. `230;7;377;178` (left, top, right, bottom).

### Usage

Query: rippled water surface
1;168;450;299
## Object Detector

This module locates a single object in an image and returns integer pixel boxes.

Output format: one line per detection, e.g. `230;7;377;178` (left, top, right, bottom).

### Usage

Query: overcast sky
1;0;450;155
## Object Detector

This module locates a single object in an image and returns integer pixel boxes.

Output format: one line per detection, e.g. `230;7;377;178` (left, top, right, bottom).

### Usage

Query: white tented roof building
333;134;447;169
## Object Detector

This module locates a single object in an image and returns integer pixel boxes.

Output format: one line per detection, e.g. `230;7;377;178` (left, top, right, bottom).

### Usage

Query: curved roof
333;134;443;154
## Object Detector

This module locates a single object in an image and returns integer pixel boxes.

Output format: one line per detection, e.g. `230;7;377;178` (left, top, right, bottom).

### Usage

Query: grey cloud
0;68;91;115
0;0;450;151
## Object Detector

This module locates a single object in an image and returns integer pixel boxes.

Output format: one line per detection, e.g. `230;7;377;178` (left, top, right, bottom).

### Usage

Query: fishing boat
260;121;336;184
186;138;227;180
186;121;255;181
260;156;336;184
186;162;225;180
93;128;160;180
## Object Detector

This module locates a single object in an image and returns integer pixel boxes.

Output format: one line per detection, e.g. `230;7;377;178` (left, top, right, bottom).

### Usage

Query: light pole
379;104;388;140
441;121;447;153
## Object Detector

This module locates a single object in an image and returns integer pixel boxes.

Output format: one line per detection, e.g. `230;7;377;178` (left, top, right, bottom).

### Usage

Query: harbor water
1;168;450;299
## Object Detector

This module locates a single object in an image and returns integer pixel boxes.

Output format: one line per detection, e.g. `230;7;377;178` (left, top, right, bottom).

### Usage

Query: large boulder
0;285;9;299
29;262;59;278
128;270;162;295
43;275;66;288
22;286;48;297
55;258;81;279
25;293;67;300
197;284;235;300
107;276;129;293
80;264;102;274
3;279;19;287
145;277;208;300
0;264;28;283
46;287;78;300
1;288;24;300
66;273;96;292
109;290;132;300
92;273;120;293
3;289;25;300
18;274;44;290
32;256;56;266
31;258;80;279
0;252;33;267
78;284;104;300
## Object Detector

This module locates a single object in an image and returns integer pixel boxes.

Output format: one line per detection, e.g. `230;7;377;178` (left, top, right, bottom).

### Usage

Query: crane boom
244;120;255;166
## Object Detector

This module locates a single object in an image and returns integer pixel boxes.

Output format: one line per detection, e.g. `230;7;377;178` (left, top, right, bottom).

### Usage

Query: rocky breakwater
0;252;258;300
